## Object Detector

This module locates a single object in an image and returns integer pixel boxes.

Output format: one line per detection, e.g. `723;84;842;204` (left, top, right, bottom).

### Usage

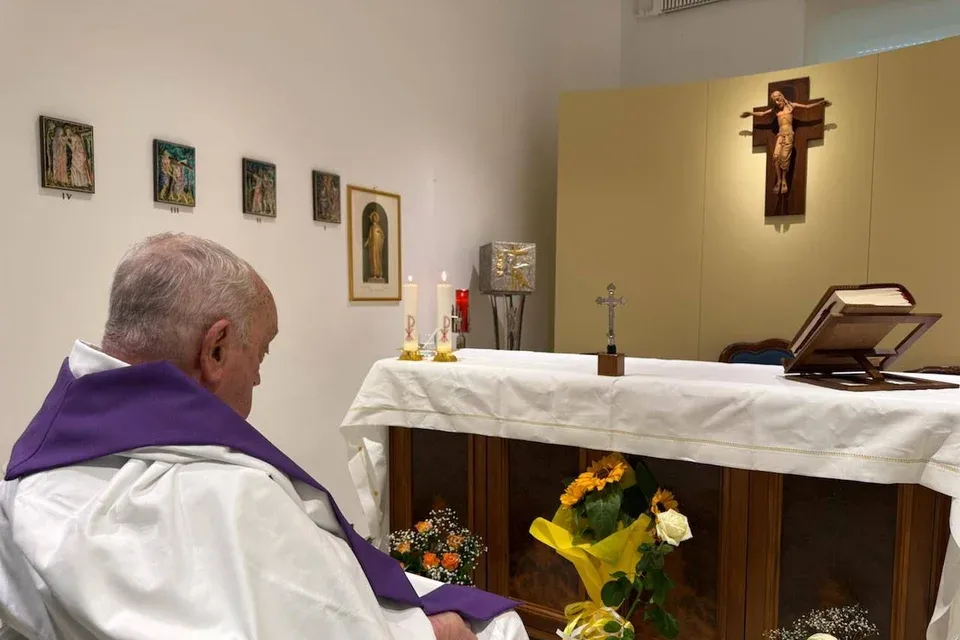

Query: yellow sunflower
560;478;589;508
650;488;679;515
578;453;628;492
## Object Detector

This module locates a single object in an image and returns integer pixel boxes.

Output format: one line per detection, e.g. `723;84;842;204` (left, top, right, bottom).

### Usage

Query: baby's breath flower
763;605;879;640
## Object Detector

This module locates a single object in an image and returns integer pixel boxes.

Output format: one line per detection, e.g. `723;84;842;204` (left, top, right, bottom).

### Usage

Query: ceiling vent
635;0;727;18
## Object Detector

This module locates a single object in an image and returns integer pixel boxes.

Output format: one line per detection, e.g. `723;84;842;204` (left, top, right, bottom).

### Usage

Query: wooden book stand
783;312;959;391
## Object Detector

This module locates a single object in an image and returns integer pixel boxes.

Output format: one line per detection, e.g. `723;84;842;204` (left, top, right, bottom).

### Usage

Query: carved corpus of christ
740;77;831;217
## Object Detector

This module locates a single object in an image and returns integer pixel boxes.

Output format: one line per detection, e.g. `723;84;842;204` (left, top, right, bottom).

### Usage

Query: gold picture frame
347;185;402;302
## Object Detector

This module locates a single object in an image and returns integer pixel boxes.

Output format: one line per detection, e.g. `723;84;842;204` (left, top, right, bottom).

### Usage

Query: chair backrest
719;339;793;366
908;365;960;376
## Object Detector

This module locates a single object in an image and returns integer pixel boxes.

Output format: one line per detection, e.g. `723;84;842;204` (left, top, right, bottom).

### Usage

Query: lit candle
436;271;454;354
403;276;419;352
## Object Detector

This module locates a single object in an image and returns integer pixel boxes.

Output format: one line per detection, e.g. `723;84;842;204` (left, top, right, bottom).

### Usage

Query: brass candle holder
431;301;459;362
399;349;423;361
433;350;458;363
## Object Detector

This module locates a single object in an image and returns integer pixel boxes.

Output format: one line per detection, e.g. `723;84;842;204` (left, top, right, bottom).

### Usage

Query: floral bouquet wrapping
529;454;693;639
388;508;485;586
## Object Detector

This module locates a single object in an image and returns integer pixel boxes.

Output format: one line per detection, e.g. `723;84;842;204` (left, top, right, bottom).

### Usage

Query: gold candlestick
432;351;457;363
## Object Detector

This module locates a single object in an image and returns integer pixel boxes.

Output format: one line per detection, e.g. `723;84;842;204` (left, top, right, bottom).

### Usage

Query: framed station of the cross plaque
741;77;831;217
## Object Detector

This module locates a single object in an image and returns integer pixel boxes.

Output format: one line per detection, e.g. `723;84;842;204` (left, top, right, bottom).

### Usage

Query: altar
339;349;960;639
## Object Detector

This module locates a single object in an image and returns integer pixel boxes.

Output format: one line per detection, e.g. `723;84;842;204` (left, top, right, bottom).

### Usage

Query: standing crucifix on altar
740;77;831;217
595;283;626;377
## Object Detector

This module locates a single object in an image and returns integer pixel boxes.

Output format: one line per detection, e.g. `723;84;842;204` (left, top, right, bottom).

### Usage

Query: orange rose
396;541;411;554
446;534;465;549
415;521;432;534
441;553;460;571
423;552;440;568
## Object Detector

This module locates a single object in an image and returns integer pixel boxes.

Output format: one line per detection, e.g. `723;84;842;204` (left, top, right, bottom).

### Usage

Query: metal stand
489;294;527;350
453;315;468;350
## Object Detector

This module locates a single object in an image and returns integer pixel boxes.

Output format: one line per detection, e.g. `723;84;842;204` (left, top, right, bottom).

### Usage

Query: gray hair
102;233;262;365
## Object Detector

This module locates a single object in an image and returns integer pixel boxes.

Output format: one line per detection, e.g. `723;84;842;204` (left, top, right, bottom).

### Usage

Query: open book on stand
783;283;958;391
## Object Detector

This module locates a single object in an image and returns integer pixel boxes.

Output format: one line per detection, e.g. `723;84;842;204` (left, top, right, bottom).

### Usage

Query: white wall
805;0;960;63
620;0;807;86
0;0;620;530
621;0;960;87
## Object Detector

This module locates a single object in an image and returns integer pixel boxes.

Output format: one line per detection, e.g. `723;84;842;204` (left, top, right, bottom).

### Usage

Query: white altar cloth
339;349;960;638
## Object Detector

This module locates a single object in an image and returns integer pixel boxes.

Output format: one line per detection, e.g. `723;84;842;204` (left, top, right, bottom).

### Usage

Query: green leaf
620;482;648;519
622;628;635;640
636;553;653;574
585;486;622;540
658;543;675;556
603;620;622;633
649;570;674;605
601;579;628;608
658;611;679;639
643;571;656;592
644;605;679;639
632;458;659;505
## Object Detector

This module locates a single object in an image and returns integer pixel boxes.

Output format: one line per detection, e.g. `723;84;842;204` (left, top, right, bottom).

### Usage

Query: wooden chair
718;338;793;366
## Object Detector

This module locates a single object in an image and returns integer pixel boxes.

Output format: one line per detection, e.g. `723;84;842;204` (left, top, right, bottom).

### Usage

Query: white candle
403;276;419;352
436;271;454;353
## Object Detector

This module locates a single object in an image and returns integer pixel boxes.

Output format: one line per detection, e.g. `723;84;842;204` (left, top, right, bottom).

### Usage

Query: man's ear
199;319;232;388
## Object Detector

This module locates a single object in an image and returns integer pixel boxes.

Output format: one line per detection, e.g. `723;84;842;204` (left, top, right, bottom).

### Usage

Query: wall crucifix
740;77;831;217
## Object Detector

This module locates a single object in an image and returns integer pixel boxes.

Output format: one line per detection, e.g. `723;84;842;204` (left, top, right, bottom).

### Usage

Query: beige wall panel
554;84;708;358
868;37;960;370
698;56;879;361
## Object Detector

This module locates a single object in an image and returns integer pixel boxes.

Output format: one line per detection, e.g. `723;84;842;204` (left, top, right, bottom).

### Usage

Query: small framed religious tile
39;116;95;193
153;140;196;207
312;170;341;224
347;185;401;301
242;158;276;217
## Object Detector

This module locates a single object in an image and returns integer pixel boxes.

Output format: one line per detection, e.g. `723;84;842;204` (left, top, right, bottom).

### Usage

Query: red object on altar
455;289;470;333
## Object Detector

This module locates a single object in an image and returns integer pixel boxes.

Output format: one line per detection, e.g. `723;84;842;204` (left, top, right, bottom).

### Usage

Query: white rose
806;635;838;640
655;509;693;546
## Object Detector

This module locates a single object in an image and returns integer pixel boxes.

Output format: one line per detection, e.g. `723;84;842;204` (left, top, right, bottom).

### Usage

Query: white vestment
0;341;527;640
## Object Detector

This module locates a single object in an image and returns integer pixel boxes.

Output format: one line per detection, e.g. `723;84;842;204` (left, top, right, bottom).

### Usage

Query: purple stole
6;360;517;622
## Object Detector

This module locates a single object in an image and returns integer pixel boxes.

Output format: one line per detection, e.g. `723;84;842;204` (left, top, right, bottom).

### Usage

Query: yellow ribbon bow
558;601;634;639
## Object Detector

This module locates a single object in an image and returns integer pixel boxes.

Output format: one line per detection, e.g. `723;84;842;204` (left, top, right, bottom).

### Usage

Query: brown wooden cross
742;77;830;217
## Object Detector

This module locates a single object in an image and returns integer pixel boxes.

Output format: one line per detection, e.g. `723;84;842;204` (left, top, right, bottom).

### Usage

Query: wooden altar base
389;427;950;640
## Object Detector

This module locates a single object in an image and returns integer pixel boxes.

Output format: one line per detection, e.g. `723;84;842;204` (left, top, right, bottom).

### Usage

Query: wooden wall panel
554;83;707;359
867;36;960;370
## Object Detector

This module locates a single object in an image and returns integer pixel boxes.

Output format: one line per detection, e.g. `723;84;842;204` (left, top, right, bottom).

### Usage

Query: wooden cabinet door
389;427;487;588
486;438;586;639
745;472;951;640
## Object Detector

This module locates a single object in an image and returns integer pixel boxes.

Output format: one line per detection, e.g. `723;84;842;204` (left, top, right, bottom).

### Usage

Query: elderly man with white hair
0;233;526;640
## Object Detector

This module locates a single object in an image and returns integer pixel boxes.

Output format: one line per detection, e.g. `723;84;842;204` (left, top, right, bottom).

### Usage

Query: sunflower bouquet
388;508;485;586
530;453;692;640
